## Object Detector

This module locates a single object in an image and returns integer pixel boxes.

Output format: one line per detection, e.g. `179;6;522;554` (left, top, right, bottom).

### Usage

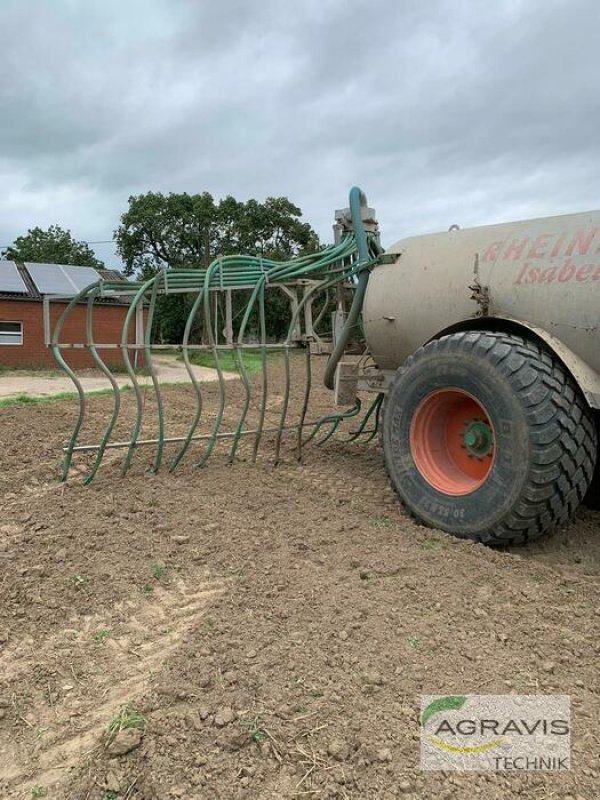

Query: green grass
0;364;62;376
422;538;441;551
405;634;434;655
369;516;394;529
175;348;275;375
108;363;152;376
170;346;293;376
243;713;266;746
69;574;90;589
359;571;377;587
92;629;110;645
0;385;132;409
0;392;88;408
106;706;148;738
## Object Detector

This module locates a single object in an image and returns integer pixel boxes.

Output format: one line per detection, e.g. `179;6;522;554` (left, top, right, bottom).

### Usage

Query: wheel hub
462;420;494;459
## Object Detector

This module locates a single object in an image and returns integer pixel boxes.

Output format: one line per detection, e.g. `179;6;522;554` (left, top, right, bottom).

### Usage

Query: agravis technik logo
421;695;570;771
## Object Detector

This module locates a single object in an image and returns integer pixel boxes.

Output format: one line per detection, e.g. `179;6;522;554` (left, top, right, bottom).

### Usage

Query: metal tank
363;211;600;405
360;208;600;546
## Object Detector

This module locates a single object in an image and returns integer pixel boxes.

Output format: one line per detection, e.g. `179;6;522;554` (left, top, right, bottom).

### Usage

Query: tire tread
384;331;597;545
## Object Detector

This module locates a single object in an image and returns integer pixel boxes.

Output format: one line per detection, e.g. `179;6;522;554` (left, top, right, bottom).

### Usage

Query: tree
2;225;104;267
115;191;319;276
114;191;320;342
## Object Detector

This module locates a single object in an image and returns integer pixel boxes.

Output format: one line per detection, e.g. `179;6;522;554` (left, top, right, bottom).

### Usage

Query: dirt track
0;356;599;799
0;355;225;400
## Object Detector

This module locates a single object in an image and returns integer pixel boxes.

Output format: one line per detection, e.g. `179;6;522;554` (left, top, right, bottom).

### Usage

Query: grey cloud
1;0;599;259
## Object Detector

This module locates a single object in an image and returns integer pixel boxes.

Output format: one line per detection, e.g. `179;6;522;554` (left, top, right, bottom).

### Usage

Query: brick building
0;261;142;369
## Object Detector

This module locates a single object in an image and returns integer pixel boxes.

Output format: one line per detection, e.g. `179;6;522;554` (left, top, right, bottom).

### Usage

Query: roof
0;261;131;304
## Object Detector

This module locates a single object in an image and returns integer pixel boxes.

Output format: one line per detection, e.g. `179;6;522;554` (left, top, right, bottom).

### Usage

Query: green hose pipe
120;274;159;473
323;187;376;391
169;283;207;471
51;281;103;480
83;286;124;485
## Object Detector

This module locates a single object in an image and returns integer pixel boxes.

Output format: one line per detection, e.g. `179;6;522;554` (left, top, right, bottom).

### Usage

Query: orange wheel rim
409;388;495;496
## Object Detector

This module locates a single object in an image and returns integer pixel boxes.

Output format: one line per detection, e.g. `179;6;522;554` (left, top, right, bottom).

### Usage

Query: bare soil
0;355;599;799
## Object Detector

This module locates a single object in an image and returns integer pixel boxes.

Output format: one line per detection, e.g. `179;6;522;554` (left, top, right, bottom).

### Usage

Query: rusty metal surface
363;210;600;402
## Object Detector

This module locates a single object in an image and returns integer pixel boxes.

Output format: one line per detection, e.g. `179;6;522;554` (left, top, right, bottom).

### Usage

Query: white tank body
363;210;600;375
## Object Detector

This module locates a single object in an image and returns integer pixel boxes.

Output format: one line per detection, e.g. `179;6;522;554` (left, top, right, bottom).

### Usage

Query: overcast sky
1;0;599;265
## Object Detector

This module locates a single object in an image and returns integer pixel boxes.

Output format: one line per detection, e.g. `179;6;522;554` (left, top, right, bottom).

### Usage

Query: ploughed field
0;355;599;799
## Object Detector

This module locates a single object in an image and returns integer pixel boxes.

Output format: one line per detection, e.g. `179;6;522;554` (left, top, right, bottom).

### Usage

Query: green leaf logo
421;696;467;728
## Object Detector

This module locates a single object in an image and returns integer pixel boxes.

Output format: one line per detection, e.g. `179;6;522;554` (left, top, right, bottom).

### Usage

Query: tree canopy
115;191;319;277
114;191;321;343
2;225;104;268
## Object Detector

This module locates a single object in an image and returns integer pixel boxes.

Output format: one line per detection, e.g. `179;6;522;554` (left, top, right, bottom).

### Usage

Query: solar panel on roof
25;263;101;296
0;260;28;293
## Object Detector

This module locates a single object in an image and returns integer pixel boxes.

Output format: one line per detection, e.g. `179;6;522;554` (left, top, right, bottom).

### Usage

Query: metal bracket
334;361;358;406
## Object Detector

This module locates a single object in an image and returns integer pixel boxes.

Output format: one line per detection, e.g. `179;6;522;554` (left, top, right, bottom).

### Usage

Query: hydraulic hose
323;186;378;390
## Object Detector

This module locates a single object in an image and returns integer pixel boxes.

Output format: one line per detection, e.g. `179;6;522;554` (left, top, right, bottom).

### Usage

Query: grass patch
369;516;394;529
92;629;110;645
69;574;90;589
0;385;132;409
109;363;152;376
359;570;377;587
176;349;263;375
242;713;267;746
422;538;441;551
106;706;148;739
0;364;63;376
406;634;434;655
170;346;289;376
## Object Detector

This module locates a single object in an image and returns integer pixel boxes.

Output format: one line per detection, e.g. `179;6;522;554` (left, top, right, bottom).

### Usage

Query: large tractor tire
382;331;597;545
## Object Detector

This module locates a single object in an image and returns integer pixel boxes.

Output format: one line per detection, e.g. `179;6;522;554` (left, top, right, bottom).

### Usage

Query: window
0;321;23;345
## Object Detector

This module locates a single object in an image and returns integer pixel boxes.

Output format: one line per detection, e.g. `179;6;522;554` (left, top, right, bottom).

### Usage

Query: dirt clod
103;769;123;792
106;727;144;757
361;670;384;686
328;739;350;761
213;707;236;727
